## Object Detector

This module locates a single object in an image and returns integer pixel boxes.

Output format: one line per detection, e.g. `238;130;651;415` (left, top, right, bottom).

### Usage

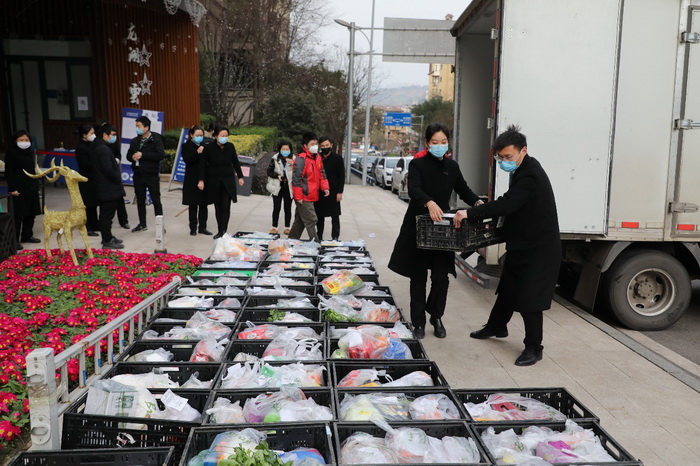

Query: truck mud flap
455;253;499;289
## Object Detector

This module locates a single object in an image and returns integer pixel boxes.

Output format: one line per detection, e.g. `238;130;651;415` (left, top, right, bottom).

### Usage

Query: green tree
411;97;455;133
257;87;321;145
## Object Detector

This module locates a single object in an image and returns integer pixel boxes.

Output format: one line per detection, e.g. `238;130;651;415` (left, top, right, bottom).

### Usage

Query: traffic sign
384;112;412;127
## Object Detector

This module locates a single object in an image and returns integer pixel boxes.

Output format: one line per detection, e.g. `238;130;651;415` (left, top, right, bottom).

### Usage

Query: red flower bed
0;248;202;451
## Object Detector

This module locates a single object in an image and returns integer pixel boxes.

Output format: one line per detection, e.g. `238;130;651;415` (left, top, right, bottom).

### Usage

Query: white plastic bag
110;371;179;389
203;309;238;322
339;432;397;464
167;296;214;308
409;394;460;420
85;379;158;419
206;397;246;424
189;335;226;362
127;347;174;363
152;389;202;423
383;371;433;388
181;371;213;389
218;297;242;308
262;336;323;361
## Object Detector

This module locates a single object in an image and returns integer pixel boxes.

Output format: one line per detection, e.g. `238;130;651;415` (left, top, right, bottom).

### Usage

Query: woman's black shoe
414;326;425;339
198;229;213;235
190;230;197;236
430;317;446;338
87;231;99;237
213;232;224;239
470;326;508;339
120;223;131;229
22;237;41;243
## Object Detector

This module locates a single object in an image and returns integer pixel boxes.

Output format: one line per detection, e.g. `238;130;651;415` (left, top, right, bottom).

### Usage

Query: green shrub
161;149;176;173
162;129;183;151
200;113;216;130
228;134;265;156
231;126;278;152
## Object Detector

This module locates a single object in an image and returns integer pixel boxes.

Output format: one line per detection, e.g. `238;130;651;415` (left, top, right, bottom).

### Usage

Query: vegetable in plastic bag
189;335;226;362
262;335;323;361
382;338;413;360
409;394;460;420
339;393;412;421
337;368;382;388
201;428;267;465
321;270;364;295
207;397;246;424
464;392;567;422
220;362;325;389
203;309;238;322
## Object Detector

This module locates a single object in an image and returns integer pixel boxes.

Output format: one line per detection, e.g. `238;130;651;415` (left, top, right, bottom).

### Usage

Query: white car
391;156;414;194
374;157;400;189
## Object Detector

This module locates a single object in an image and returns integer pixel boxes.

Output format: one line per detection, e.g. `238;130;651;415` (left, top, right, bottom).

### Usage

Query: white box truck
451;0;700;330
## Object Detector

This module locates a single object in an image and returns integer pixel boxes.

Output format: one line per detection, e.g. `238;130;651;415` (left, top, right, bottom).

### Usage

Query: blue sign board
383;112;412;127
170;128;189;183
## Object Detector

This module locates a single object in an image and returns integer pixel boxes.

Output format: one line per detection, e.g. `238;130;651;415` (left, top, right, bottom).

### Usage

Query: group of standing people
390;123;560;367
266;132;345;242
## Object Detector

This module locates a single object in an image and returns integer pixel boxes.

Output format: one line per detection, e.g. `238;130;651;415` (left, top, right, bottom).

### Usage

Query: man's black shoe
102;237;123;245
131;225;148;232
22;237;41;243
120;223;131;229
470;326;508;339
515;346;543;366
102;238;124;249
414;326;425;339
87;231;99;237
198;229;213;235
190;229;197;236
213;232;224;239
430;317;446;338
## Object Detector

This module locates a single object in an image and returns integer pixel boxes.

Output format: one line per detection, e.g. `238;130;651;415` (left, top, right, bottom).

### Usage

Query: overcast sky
317;0;471;89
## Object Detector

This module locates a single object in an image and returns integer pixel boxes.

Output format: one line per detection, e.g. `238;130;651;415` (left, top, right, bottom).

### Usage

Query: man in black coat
126;116;164;232
90;124;126;249
314;137;345;240
454;125;561;366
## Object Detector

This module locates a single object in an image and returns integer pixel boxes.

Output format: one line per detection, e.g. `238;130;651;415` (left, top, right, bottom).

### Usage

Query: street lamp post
334;19;355;185
361;0;376;187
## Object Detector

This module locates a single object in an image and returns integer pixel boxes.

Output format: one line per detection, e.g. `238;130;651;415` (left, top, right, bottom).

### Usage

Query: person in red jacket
288;132;330;241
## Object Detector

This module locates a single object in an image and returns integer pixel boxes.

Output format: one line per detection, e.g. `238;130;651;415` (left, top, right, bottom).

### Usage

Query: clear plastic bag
186;312;232;340
383;371;433;388
388;321;413;339
409;394;460;420
242;387;306;423
319;296;361;322
167;296;214;308
465;392;567;422
218;297;242;308
152;389;202;423
321;270;364;295
382;338;413;360
210;235;265;261
189;335;226;362
207;397;245;424
262;336;323;361
268;311;313;323
339;432;397;464
358;301;400;323
127;347;174;363
339;393;412;421
177;287;221;296
337;368;382;388
223;285;245;296
237;323;286;340
220;362;325;389
336;326;391;359
181;372;213;389
276;297;315;308
203;309;238;322
202;428;267;465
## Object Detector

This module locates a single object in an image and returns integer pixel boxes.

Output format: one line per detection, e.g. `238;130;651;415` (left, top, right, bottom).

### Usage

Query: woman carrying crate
388;123;483;339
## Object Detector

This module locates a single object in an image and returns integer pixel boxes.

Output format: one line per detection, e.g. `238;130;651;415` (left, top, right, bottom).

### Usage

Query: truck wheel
604;249;690;330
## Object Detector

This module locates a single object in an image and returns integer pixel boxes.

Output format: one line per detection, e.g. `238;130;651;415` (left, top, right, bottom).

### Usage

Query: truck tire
604;249;691;330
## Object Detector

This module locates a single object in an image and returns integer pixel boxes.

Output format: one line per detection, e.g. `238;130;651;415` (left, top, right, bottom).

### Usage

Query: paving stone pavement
22;180;700;466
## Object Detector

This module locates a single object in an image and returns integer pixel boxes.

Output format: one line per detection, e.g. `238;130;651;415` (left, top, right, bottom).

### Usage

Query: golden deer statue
24;158;93;265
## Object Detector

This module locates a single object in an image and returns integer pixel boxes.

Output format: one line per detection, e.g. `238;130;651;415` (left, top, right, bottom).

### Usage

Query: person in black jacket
388;123;483;339
97;121;130;230
75;124;100;236
314;136;345;240
126;116;164;232
90;124;125;249
182;125;212;236
6;129;41;246
198;126;244;239
454;125;561;366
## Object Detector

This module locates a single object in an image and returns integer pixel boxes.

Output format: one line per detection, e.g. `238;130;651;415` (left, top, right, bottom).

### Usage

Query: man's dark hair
425;123;450;142
493;124;527;151
97;124;117;138
302;132;318;146
319;135;333;146
135;116;151;129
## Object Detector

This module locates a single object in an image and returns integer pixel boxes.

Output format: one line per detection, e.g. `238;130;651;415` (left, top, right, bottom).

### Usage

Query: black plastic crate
117;340;230;364
200;260;260;270
320;285;393;301
140;322;233;341
190;268;257;278
416;213;504;252
243;295;320;309
102;363;222;389
202;388;335;425
225;339;326;363
245;283;317;297
328;338;426;361
454;387;599;424
471;420;643;465
151;308;240;324
181;424;335;465
233;322;326;340
233;231;280;239
62;391;211;459
8;447;175;466
328;322;414;339
335;387;465;423
165;295;244;309
332;361;449;388
334;421;491;465
217;362;331;389
237;308;321;323
259;260;317;271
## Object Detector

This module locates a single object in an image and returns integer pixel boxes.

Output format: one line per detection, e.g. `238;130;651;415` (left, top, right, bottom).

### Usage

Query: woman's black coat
89;139;126;202
5;144;41;217
199;141;245;204
181;139;206;206
75;139;99;207
315;151;345;217
388;154;480;278
468;154;561;313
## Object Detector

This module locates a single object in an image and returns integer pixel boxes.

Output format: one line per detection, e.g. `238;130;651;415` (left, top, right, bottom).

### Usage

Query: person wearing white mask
388;123;484;340
198;125;245;239
75;124;100;236
288;132;329;241
182;124;212;236
6;130;42;247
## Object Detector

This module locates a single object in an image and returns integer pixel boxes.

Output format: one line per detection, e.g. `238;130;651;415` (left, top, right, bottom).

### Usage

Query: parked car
356;155;378;174
391;156;414;194
374;157;400;189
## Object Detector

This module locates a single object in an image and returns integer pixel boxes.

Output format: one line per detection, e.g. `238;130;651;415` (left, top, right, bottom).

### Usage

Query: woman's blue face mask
217;136;229;145
193;136;204;144
429;144;449;158
280;150;291;157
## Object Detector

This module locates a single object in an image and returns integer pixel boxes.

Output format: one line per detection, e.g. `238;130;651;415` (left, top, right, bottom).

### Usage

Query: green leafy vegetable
218;441;292;466
267;309;287;322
